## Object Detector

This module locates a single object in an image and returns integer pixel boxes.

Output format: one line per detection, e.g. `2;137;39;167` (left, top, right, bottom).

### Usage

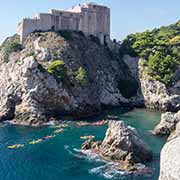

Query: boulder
100;121;152;163
82;121;152;171
153;111;180;136
82;139;102;151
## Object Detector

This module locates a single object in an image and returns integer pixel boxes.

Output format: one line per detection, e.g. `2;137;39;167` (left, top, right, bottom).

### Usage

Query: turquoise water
0;108;166;180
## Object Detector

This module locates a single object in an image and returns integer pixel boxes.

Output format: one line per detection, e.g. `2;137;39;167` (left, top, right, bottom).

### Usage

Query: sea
0;108;166;180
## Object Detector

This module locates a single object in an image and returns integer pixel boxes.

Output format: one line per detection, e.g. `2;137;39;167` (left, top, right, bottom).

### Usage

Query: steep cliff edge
0;31;141;125
121;21;180;139
123;56;180;112
159;121;180;180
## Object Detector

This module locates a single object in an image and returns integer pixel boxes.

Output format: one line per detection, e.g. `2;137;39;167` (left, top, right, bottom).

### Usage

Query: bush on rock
47;60;67;82
75;67;87;86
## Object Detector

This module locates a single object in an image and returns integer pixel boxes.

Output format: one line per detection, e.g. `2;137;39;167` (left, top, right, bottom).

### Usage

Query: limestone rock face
124;56;180;112
139;60;180;112
0;56;77;126
158;114;180;180
153;111;180;136
0;32;141;125
82;121;152;172
100;121;152;163
159;136;180;180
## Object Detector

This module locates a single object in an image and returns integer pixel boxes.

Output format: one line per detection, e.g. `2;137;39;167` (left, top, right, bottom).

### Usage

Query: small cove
0;108;166;180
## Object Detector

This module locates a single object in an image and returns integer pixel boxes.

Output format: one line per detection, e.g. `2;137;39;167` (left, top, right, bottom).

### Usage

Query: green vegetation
0;34;22;62
1;42;22;62
75;67;87;86
118;79;139;98
148;53;178;84
47;60;67;82
120;21;180;85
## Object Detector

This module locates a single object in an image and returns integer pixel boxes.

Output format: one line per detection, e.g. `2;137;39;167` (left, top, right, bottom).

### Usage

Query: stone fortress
17;2;110;44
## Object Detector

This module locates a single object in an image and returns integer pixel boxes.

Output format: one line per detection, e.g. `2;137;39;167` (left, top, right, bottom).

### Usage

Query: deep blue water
0;108;166;180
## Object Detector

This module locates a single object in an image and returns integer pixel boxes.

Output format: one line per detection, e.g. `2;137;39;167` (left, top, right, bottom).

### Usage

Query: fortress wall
60;15;80;31
50;9;80;17
21;18;41;42
49;10;81;31
80;7;110;37
39;13;55;31
18;3;110;44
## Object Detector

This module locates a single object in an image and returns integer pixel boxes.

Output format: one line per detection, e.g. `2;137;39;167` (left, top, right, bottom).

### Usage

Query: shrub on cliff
0;34;22;62
120;21;180;85
1;42;22;62
75;67;87;86
47;60;67;82
148;52;178;84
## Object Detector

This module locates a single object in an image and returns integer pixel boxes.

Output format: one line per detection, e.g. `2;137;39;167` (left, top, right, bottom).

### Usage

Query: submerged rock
82;121;152;172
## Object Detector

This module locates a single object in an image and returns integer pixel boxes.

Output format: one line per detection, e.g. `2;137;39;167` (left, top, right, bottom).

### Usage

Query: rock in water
82;139;102;151
82;121;152;171
153;111;180;136
100;121;152;163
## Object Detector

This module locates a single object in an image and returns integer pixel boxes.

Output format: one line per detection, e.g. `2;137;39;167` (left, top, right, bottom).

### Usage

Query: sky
1;0;180;44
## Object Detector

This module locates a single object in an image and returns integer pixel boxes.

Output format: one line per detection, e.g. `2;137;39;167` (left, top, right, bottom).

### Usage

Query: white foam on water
64;146;87;159
134;163;146;169
65;146;150;179
44;121;56;126
89;163;129;179
73;148;106;162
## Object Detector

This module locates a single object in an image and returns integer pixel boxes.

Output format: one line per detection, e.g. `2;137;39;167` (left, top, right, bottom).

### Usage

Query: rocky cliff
124;56;180;112
159;121;180;180
0;31;179;126
0;31;142;125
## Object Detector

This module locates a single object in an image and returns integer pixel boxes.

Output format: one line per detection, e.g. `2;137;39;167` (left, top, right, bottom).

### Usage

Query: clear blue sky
1;0;180;44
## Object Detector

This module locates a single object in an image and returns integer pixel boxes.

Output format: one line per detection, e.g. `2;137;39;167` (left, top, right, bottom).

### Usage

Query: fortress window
59;12;62;16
